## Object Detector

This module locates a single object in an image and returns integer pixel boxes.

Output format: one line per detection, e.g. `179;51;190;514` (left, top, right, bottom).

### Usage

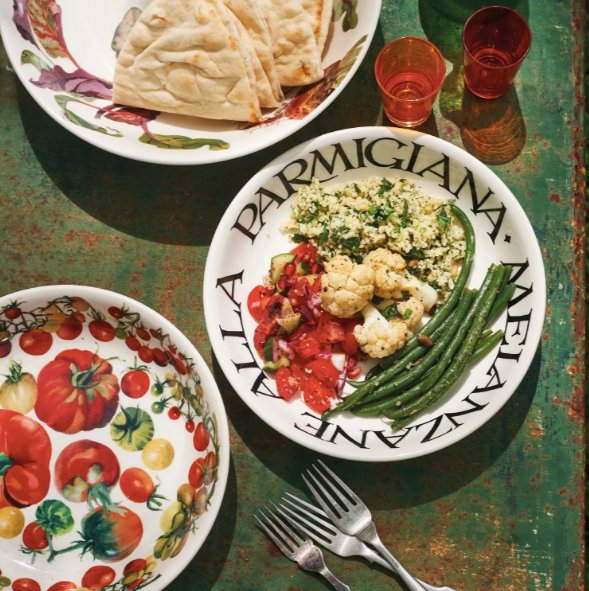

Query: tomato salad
247;243;362;413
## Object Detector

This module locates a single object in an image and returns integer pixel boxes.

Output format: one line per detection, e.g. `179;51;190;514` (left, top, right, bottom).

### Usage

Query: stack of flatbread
112;0;333;123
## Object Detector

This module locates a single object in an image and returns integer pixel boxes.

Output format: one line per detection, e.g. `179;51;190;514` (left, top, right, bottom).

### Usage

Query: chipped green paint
0;0;583;589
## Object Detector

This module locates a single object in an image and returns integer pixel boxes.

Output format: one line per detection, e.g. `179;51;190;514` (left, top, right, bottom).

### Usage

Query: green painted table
0;1;585;589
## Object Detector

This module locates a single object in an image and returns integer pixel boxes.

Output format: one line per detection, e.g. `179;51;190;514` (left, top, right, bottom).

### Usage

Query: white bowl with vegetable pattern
0;284;229;591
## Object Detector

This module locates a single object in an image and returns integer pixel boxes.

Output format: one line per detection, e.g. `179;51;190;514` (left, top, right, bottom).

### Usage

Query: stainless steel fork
255;504;351;591
278;493;455;591
303;460;456;591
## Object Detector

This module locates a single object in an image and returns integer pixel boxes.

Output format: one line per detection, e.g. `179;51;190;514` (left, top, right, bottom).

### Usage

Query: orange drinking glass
462;6;532;99
374;37;446;128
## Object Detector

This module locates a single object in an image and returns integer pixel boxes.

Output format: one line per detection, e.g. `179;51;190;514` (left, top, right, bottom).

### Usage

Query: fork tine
268;502;307;546
283;492;335;526
305;462;355;517
302;471;340;521
315;459;362;505
255;510;294;558
256;507;301;552
278;498;337;544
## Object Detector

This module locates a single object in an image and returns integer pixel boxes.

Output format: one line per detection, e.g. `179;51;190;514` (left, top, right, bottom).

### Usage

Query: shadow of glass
213;344;541;511
418;0;529;165
171;455;238;590
17;26;383;248
446;84;527;164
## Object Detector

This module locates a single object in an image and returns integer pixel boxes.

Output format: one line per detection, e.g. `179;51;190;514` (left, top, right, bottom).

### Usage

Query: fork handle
364;550;454;591
318;566;351;591
356;522;427;591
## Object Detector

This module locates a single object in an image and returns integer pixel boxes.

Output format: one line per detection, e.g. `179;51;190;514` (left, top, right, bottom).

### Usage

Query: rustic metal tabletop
0;0;585;589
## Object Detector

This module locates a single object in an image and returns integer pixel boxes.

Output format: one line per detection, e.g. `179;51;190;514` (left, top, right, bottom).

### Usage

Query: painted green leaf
20;49;50;71
139;133;230;151
35;499;74;537
54;95;123;137
333;0;359;31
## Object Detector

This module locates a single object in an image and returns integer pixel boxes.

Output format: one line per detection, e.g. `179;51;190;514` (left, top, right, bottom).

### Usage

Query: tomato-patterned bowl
0;285;230;591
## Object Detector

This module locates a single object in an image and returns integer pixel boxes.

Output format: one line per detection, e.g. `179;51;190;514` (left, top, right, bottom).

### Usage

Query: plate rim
203;125;547;462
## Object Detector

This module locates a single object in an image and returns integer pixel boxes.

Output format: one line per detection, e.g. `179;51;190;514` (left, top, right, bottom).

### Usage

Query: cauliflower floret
353;304;411;358
363;248;407;299
397;296;425;331
320;255;374;318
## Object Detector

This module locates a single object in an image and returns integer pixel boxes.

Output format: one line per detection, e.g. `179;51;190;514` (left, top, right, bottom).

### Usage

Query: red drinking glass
462;5;532;99
374;37;446;128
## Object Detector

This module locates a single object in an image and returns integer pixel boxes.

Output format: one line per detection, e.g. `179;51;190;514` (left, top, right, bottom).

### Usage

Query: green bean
384;264;505;424
471;329;504;364
486;279;515;328
350;289;476;414
356;266;501;417
367;203;476;377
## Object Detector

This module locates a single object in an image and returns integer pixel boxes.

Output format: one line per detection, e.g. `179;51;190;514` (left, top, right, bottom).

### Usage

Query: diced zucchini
276;312;301;334
270;252;295;285
263;356;290;372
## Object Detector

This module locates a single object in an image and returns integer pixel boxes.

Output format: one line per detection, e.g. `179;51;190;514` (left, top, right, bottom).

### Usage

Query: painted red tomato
47;582;77;591
19;329;52;356
81;565;116;590
21;522;49;550
0;410;51;508
0;334;11;359
124;558;147;575
188;451;217;489
188;458;206;489
121;369;150;398
193;421;210;451
11;578;40;591
35;349;119;434
151;347;168;367
80;505;143;562
88;319;115;342
54;440;120;503
119;467;155;503
56;315;83;340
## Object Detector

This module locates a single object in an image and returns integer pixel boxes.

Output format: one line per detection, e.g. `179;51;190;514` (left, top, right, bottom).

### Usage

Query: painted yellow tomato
142;438;174;470
0;361;37;414
160;501;185;533
0;505;25;538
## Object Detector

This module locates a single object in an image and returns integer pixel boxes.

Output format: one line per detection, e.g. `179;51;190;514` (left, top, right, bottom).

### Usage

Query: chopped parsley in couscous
281;176;466;296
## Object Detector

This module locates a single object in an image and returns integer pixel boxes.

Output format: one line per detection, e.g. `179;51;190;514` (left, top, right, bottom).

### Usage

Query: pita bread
223;0;284;106
112;0;262;122
257;0;324;86
299;0;332;54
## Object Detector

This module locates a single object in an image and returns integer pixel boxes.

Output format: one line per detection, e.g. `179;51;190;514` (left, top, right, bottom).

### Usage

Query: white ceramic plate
0;1;381;165
0;285;230;591
204;126;546;462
